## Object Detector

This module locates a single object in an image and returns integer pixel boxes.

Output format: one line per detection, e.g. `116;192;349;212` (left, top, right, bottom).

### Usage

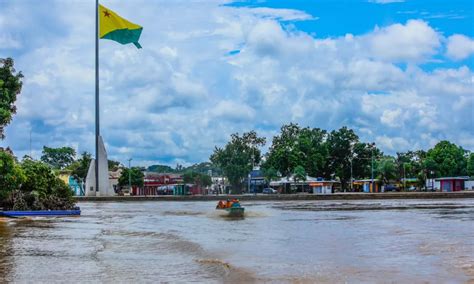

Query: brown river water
1;199;473;283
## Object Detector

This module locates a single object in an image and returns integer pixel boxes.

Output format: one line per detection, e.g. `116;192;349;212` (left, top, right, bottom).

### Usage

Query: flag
99;4;143;49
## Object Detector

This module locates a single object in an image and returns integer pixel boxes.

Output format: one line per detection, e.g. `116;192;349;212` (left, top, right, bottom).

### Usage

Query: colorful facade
435;177;468;192
352;179;381;193
140;172;184;195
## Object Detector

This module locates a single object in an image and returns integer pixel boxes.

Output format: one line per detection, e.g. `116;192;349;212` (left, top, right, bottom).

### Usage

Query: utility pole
371;143;375;192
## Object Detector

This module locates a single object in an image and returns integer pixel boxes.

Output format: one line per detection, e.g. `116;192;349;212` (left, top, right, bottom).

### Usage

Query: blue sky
0;0;473;166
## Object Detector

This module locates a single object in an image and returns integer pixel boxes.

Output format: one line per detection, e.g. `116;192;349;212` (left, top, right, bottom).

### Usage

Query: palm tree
293;165;307;193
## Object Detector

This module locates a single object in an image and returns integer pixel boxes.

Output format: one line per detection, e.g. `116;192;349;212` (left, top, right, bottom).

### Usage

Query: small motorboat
0;207;81;218
216;199;245;217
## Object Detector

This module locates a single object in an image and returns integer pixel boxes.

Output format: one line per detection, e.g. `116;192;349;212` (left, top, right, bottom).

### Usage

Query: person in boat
216;200;225;209
231;199;241;208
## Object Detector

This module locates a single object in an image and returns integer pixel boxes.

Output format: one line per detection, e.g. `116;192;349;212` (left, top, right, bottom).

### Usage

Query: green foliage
68;151;92;182
181;162;222;176
118;167;144;187
262;167;279;183
265;123;328;178
182;171;212;187
467;153;474;176
147;164;175;173
426;141;467;177
210;131;265;193
0;151;26;202
41;146;76;169
352;142;381;180
108;159;121;171
0;158;75;210
293;165;307;192
293;165;306;182
326;127;381;190
0;58;23;140
375;157;397;185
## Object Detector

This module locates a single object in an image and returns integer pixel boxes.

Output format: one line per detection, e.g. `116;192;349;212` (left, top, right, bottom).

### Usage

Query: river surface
1;199;473;283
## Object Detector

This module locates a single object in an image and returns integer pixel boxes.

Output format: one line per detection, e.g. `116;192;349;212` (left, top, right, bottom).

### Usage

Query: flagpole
95;0;100;194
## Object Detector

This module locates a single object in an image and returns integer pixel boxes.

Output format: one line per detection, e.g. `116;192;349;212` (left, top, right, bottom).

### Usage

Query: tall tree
265;123;328;178
352;142;381;180
41;146;76;169
118;167;144;188
210;131;265;193
467;153;474;176
426;141;467;177
326;127;358;190
0;58;23;139
68;152;92;183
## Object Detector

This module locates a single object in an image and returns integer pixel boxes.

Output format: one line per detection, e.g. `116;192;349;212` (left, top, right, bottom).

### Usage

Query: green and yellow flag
99;4;143;48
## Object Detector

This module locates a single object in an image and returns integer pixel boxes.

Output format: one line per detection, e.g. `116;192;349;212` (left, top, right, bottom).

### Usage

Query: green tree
183;171;212;189
262;167;278;184
18;158;74;210
426;141;467;177
68;152;92;183
0;58;23;139
265;123;328;178
375;157;397;185
118;167;144;188
41;146;76;169
293;165;307;193
108;159;121;171
351;142;381;180
0;151;26;203
326;127;381;190
210;131;265;193
466;153;474;176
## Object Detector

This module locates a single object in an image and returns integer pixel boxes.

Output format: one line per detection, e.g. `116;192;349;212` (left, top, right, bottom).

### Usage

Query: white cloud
446;34;474;61
1;0;472;166
366;20;441;62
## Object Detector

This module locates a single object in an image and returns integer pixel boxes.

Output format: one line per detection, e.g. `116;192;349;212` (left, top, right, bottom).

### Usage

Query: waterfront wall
75;191;474;202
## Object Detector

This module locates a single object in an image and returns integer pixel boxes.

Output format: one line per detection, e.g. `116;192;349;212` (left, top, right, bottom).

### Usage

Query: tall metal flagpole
95;0;100;194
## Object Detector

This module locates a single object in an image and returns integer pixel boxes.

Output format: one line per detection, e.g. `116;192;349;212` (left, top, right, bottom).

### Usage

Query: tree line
210;124;474;193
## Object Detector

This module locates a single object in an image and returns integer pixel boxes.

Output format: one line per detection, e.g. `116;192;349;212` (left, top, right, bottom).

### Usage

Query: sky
0;0;473;167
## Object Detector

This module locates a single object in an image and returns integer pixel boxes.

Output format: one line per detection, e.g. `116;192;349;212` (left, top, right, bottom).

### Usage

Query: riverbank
75;191;474;202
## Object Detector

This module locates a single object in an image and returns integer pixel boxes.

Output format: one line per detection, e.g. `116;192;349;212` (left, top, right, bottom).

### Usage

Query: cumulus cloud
365;20;441;62
446;34;474;61
0;0;472;166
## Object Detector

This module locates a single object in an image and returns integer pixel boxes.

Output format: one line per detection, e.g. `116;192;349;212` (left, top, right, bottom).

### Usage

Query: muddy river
1;199;473;283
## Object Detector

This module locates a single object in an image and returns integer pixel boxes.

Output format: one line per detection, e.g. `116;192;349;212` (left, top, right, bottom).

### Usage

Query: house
141;172;184;195
269;175;338;193
352;179;381;193
435;177;469;192
309;180;339;194
246;167;266;193
211;176;227;194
